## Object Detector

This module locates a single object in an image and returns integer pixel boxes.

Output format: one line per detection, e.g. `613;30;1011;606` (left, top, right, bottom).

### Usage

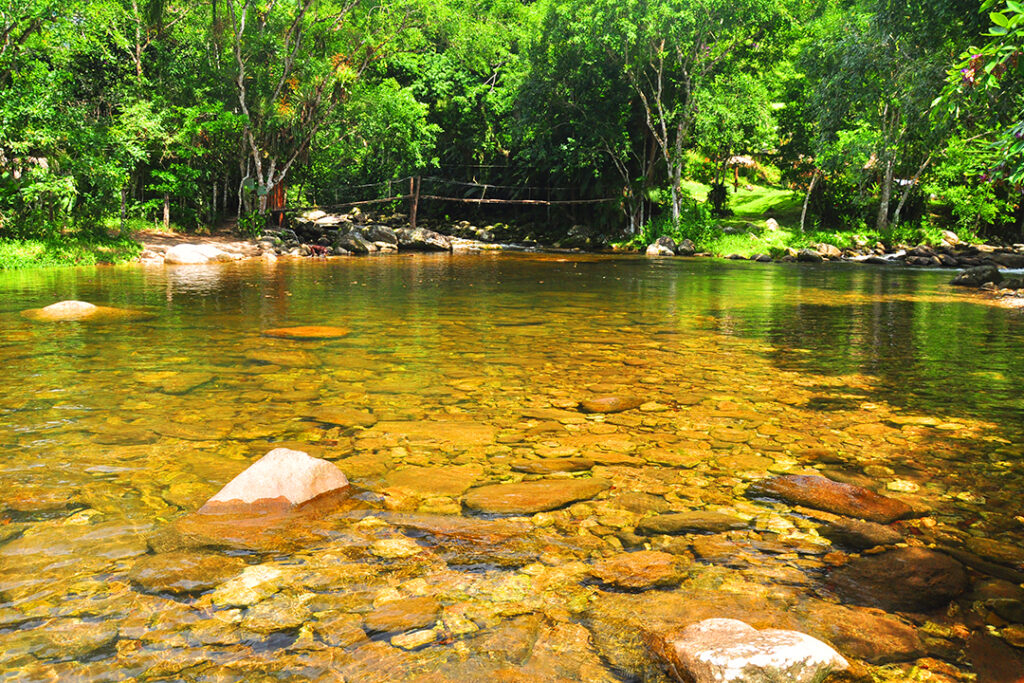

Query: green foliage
0;235;141;270
237;211;264;238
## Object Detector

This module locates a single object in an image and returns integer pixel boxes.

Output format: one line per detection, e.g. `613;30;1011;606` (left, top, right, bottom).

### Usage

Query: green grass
0;234;142;270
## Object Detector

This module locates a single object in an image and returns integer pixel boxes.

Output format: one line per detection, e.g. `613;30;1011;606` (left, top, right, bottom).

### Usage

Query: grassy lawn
0;234;142;270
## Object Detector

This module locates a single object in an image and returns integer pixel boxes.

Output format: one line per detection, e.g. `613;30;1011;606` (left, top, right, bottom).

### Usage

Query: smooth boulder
748;474;914;524
21;300;152;323
646;236;677;257
395;227;452;251
951;264;1003;287
578;395;644;414
199;448;350;513
653;618;848;683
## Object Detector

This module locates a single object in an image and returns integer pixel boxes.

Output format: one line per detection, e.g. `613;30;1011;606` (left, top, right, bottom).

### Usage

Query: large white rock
664;618;848;683
200;448;349;513
38;300;97;319
164;243;235;265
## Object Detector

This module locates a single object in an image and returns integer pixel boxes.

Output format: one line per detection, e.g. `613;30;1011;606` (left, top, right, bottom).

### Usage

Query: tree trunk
800;171;820;233
876;157;894;231
212;182;218;225
120;186;127;234
163;193;170;230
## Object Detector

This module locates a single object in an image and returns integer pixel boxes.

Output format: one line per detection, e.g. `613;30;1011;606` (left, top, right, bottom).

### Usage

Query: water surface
1;255;1022;681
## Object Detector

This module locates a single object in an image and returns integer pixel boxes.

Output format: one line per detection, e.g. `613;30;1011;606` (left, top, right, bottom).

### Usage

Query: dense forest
1;0;1022;249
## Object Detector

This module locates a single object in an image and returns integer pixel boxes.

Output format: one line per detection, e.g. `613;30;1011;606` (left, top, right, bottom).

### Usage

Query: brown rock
749;475;914;524
578;396;644;414
817;516;904;550
510;458;595;474
637;512;748;536
309;407;378;428
801;602;925;664
592;550;686;589
965;536;1024;568
464;478;610;514
385;465;483;497
368;421;498;446
364;596;441;634
263;325;350;339
128;551;246;595
829;547;968;612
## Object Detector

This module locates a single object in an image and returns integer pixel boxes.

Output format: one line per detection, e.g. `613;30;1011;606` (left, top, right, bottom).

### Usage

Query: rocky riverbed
2;255;1022;681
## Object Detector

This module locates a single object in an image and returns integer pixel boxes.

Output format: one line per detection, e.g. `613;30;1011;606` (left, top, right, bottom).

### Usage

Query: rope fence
278;174;620;229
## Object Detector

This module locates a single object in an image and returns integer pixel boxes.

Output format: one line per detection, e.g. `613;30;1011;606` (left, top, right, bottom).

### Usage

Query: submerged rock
748;475;914;524
578;395;644;414
829;547;968;612
128;551;246;595
244;348;322;368
199;448;350;514
262;325;350;339
592;550;686;589
637;512;748;536
650;618;848;683
511;458;595;474
817;516;903;550
463;477;610;514
21;300;152;323
210;564;284;607
364;596;440;635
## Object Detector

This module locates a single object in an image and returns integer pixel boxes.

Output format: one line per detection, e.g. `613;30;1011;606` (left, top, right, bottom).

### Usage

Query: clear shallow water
0;254;1023;681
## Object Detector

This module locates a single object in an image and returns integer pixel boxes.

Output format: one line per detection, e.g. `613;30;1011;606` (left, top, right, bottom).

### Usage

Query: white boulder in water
21;300;152;323
659;618;848;683
199;448;349;513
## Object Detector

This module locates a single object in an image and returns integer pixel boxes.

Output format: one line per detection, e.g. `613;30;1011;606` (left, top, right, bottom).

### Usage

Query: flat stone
200;448;349;513
364;596;440;634
965;536;1024;568
241;594;312;633
210;564;284;607
817;516;903;550
156;372;215;395
592;550;686;589
652;618;848;683
637;512;748;535
263;325;350;339
368;421;498;446
464;477;610;514
748;474;914;524
385;465;483;497
579;395;644;413
128;551;246;595
309;407;378;428
829;547;969;612
244;348;322;368
510;458;595;474
370;537;423;559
